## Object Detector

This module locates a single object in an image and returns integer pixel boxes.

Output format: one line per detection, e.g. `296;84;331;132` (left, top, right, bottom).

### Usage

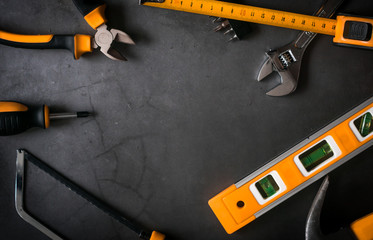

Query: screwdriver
0;101;91;136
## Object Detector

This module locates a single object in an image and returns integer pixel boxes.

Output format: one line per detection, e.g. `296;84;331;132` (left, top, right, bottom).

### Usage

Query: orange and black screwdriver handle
0;102;50;136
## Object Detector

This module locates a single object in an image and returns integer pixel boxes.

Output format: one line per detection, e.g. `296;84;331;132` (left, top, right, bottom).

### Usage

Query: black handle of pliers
0;31;92;59
72;0;107;29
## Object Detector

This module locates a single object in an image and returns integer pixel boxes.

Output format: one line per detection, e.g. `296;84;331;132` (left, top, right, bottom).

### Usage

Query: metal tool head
15;149;64;240
211;17;251;42
93;24;135;61
16;149;162;240
257;0;345;96
257;49;299;96
305;176;357;240
305;176;330;240
257;30;316;97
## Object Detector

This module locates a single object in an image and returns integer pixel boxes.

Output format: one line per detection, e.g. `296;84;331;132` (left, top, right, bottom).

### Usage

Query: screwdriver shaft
49;111;91;120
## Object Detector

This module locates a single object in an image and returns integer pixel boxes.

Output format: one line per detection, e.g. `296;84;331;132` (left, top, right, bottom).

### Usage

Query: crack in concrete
133;191;155;220
87;86;106;148
53;80;103;95
134;137;147;190
113;77;133;111
113;151;120;181
89;151;126;240
89;134;162;236
79;118;95;126
145;97;167;113
94;133;156;159
92;164;106;201
97;178;143;199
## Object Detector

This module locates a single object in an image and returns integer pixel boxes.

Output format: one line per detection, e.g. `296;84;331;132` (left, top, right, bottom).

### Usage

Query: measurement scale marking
143;0;337;35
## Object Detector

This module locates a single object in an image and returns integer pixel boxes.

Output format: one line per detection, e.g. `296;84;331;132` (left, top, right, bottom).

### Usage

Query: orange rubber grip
74;34;93;59
84;5;107;29
0;102;48;136
72;0;107;29
149;231;166;240
0;30;92;60
351;212;373;240
333;15;373;50
0;30;53;43
0;102;28;112
44;105;50;129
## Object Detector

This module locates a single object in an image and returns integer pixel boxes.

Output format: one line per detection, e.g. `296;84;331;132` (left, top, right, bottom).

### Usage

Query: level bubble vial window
349;108;373;142
255;175;279;199
354;112;373;137
294;136;341;177
299;140;334;172
249;170;286;205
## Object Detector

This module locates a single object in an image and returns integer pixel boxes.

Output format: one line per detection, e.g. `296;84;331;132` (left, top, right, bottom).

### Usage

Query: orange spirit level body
208;97;373;234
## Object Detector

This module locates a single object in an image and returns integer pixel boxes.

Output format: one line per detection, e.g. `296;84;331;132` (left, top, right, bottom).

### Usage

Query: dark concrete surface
0;0;373;239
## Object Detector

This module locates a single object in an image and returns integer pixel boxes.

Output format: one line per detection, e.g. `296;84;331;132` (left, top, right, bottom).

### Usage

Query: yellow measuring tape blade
142;0;337;36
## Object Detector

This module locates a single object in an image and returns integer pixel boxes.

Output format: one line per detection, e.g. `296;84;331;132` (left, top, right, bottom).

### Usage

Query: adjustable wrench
257;0;345;96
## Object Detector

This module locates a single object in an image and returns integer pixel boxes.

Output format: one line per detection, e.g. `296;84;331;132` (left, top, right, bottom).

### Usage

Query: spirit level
208;96;373;234
140;0;373;49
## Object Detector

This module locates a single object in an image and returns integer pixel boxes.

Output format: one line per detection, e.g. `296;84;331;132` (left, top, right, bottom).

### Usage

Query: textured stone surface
0;0;373;239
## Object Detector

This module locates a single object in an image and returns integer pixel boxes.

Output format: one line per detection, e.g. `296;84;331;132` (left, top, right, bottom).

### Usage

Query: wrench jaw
256;0;345;96
265;71;298;97
257;50;299;97
257;57;275;82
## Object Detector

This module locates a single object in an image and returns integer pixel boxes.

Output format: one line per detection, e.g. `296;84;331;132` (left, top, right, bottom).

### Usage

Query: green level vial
354;112;373;137
255;175;280;199
300;140;334;172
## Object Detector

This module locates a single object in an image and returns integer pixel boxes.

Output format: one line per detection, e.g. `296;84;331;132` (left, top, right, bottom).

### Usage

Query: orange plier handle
0;0;109;59
72;0;107;30
0;31;92;59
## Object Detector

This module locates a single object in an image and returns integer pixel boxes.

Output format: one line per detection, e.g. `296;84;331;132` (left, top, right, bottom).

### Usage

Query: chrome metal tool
93;24;135;61
212;17;251;41
305;176;373;240
305;176;330;240
15;149;165;240
15;150;64;240
257;0;344;96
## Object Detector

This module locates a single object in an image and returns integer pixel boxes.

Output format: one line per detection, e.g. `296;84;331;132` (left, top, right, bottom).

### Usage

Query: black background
0;0;373;239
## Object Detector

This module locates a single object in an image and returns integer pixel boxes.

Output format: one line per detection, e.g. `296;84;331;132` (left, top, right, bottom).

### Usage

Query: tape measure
141;0;373;49
208;96;373;234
